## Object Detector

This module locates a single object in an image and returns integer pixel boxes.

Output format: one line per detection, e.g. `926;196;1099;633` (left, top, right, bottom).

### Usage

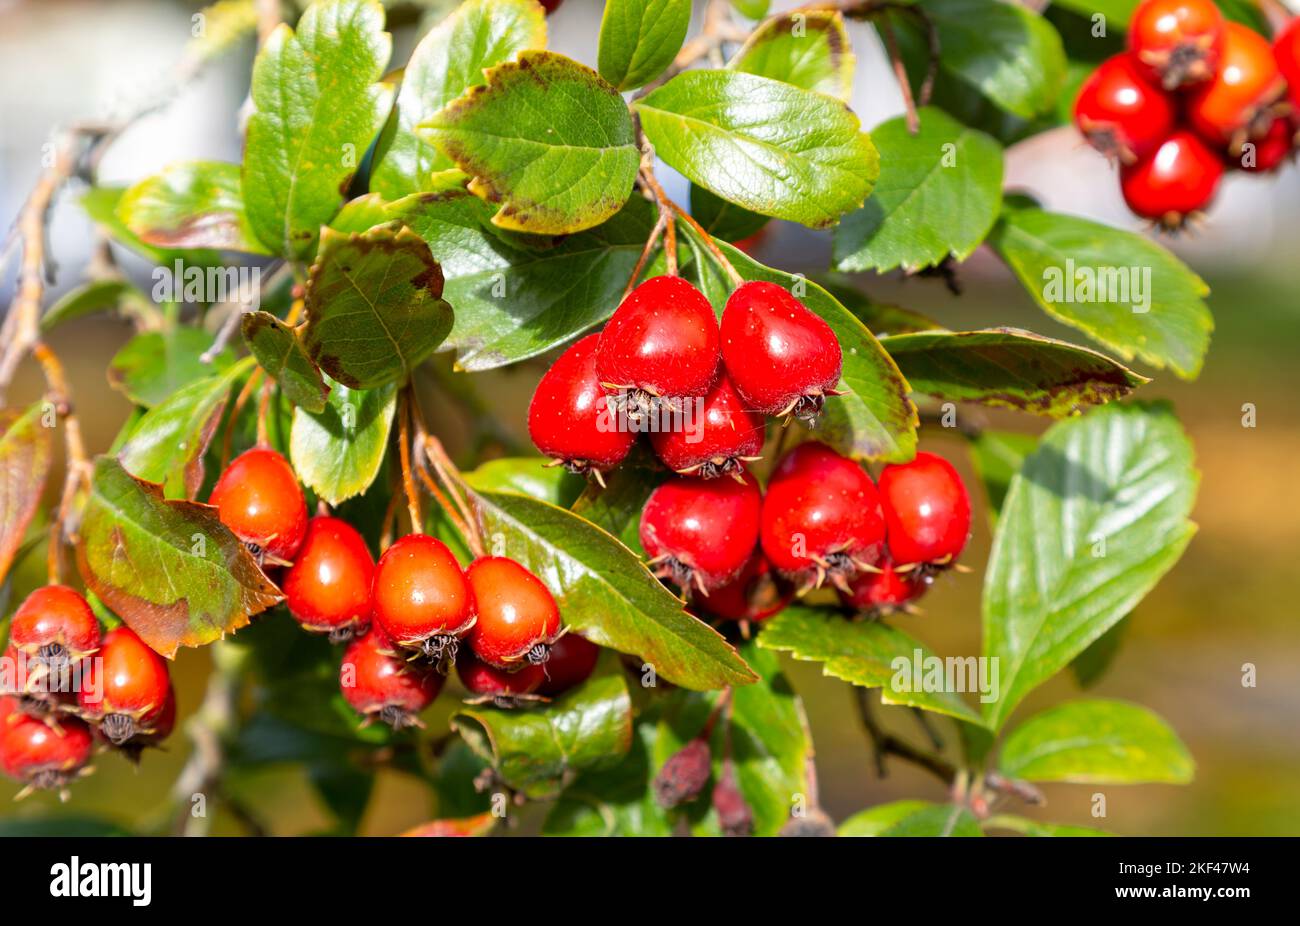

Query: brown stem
397;387;422;533
638;164;678;277
32;343;89;584
421;434;486;558
877;16;919;134
222;368;265;469
671;201;745;288
853;686;957;783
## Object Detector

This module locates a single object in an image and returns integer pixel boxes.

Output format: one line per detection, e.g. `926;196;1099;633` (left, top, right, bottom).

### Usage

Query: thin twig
32;343;90;584
877;15;919;134
853;687;956;782
670;201;744;287
638;162;678;276
397;387;422;533
222;368;265;467
421;434;486;558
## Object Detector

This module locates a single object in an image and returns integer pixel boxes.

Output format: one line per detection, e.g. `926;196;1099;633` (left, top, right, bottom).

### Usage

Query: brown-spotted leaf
241;311;329;413
0;404;53;586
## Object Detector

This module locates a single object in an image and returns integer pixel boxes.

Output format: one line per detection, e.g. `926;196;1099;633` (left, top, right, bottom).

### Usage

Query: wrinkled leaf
118;161;268;254
241;311;329;414
289;375;396;505
730;10;854;100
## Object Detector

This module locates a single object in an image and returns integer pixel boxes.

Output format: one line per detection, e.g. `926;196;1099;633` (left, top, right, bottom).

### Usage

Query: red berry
539;0;563;12
209;448;308;564
283;515;375;640
1128;0;1225;90
760;442;885;591
838;559;929;614
536;633;600;695
698;551;792;624
640;469;762;595
720;281;842;421
9;585;101;663
653;737;711;808
1120;130;1224;230
77;626;172;747
464;557;562;668
371;534;475;666
0;698;93;795
1237;115;1295;173
1073;54;1176;164
649;373;765;478
1276;18;1300;110
877;451;971;569
1187;23;1285;150
595;276;721;421
340;626;442;729
528;333;634;478
456;651;546;707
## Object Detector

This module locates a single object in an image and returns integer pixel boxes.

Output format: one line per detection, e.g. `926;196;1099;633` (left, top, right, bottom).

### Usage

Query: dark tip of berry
328;622;367;645
101;713;137;746
419;634;460;674
245;541;263;560
378;704;422;730
37;642;67;663
525;643;550;665
30;768;71;792
778;808;837;837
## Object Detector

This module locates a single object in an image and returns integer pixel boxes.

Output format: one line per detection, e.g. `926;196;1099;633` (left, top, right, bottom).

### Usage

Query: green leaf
42;280;147;334
983;814;1112;836
543;721;674;836
243;0;394;258
289;375;396;505
731;0;770;19
988;203;1213;379
982;402;1199;729
968;428;1038;523
598;0;692;91
817;276;942;336
421;50;638;234
301;225;453;389
568;445;664;555
758;606;984;724
370;0;546;199
689;185;769;243
998;699;1194;784
833;107;1003;273
117;161;268;255
80;187;222;266
453;673;634;799
840;800;982;837
241;311;329;414
637;71;878;228
881;327;1147;416
0;404;53;588
1070;613;1129;688
730;10;854;100
108;328;234;408
75;456;283;657
838;799;933;835
118;358;255;499
464;457;585;508
388;188;656;370
468;488;757;690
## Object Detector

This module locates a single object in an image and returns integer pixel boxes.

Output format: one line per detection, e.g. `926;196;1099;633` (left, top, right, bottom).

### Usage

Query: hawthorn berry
465;557;562;667
1275;18;1300;109
340;626;442;729
720;281;842;421
877;451;972;570
698;551;792;624
760;442;885;591
1238;116;1295;173
77;626;173;747
838;559;929;614
0;699;93;797
371;533;475;667
1128;0;1225;90
648;373;765;479
209;447;308;564
283;515;375;641
9;585;100;666
640;469;762;596
595;275;721;421
1120;130;1224;230
1187;22;1284;153
653;736;711;808
456;651;547;708
529;333;635;481
1073;54;1177;164
536;633;600;696
713;759;753;837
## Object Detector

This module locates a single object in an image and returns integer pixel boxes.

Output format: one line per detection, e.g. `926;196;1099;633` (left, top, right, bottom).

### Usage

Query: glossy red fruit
9;585;100;664
720;281;842;421
539;0;563;12
877;451;971;568
0;699;93;795
1187;23;1285;149
640;469;762;595
1237;115;1295;173
340;626;442;729
1120;130;1224;230
698;551;792;624
649;373;765;479
371;534;475;666
465;557;562;668
537;634;600;695
839;560;929;614
77;626;172;747
760;442;885;590
595;276;721;420
283;516;375;640
529;334;634;479
456;652;546;707
209;448;308;563
1073;54;1177;163
1276;18;1300;109
1128;0;1225;89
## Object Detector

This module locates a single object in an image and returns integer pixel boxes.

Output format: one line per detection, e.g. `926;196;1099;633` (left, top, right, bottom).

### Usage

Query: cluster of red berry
1075;0;1300;229
0;586;174;798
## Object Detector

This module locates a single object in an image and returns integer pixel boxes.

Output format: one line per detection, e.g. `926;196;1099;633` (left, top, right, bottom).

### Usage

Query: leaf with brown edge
75;456;283;657
0;403;53;587
400;813;498;837
117;161;269;255
241;311;329;414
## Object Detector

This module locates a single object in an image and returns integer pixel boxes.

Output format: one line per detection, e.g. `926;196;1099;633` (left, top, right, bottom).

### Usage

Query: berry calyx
529;333;635;482
698;551;792;624
760;442;885;592
536;633;600;696
456;651;547;708
595;276;721;422
340;626;442;729
1187;22;1285;151
640;469;762;596
1237;115;1295;173
9;585;101;667
209;447;308;564
877;451;972;570
720;281;842;421
0;698;94;798
371;533;476;668
1120;130;1224;230
1128;0;1225;90
1073;53;1177;164
283;515;375;641
464;557;562;668
838;559;929;615
649;373;765;479
76;626;173;747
